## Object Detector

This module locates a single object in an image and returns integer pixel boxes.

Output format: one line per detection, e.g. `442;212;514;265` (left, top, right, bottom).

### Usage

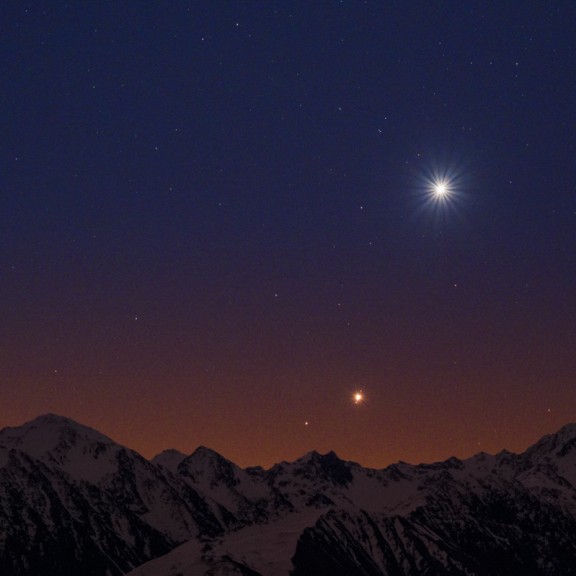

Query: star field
1;2;575;468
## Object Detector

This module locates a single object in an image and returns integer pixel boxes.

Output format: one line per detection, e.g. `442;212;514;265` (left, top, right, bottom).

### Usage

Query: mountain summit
2;415;576;576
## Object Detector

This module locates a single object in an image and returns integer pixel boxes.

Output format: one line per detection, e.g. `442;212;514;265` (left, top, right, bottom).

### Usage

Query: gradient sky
1;2;575;468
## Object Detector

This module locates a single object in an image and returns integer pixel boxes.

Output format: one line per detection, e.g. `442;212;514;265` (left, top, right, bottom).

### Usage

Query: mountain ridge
2;414;576;575
5;412;572;472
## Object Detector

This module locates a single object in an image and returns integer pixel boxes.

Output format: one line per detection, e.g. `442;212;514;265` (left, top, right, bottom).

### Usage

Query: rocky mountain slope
2;414;576;575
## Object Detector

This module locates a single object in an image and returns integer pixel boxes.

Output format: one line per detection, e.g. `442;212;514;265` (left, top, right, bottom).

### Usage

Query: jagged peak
154;448;188;458
151;448;188;472
281;449;353;486
180;446;240;476
178;446;241;488
188;445;232;463
554;422;576;440
417;456;464;471
523;422;576;460
271;450;345;470
295;450;343;465
295;450;321;464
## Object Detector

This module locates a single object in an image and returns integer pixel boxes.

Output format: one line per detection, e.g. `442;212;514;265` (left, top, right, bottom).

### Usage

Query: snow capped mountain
3;414;576;575
0;413;120;483
136;423;576;576
151;448;188;474
0;414;223;576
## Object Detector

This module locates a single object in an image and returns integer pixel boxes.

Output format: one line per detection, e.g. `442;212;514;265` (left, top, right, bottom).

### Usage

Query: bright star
428;176;453;203
415;160;467;213
410;155;472;229
353;391;364;405
433;181;448;197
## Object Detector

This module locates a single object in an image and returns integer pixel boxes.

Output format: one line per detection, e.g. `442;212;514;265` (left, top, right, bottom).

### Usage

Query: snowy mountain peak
278;449;353;487
298;449;340;463
151;448;188;474
0;414;124;483
0;413;115;456
179;446;241;489
524;422;576;461
3;416;576;575
417;455;465;472
189;445;228;461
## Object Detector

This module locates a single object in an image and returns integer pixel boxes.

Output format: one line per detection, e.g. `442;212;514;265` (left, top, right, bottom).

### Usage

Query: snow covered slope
134;425;576;576
3;414;576;575
0;415;223;576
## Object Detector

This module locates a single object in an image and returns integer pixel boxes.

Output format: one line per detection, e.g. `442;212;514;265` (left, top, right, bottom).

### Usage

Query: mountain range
1;414;576;575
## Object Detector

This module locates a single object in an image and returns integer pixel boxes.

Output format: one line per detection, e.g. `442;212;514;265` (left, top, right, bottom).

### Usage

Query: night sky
2;2;575;468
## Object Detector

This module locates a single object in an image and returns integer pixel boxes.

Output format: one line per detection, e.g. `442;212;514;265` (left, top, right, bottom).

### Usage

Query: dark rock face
291;451;354;486
0;449;174;576
291;490;576;576
3;414;576;575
